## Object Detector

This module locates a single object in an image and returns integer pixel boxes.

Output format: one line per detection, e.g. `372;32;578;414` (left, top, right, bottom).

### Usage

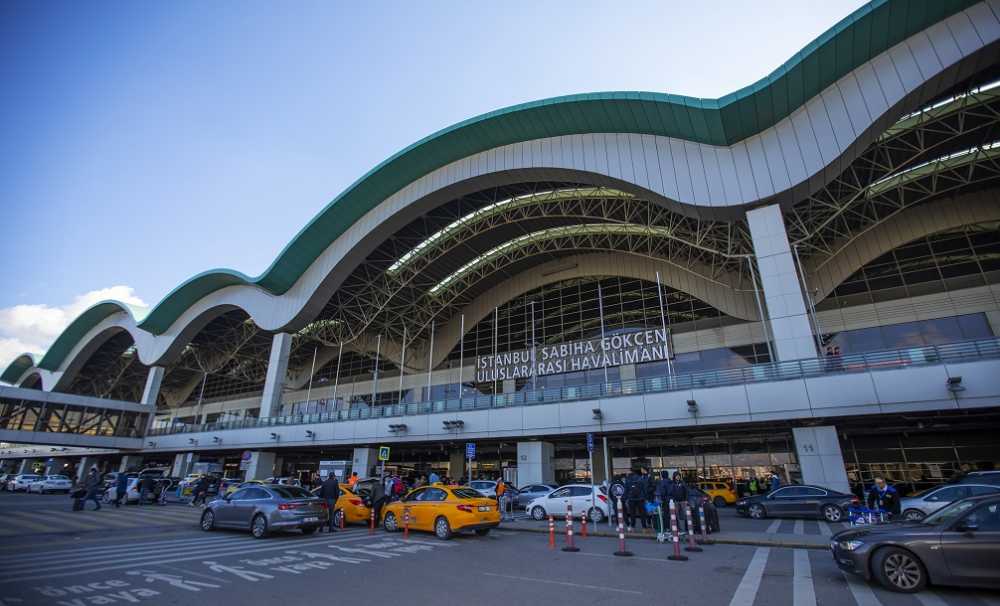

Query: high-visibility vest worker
495;481;506;497
348;472;359;487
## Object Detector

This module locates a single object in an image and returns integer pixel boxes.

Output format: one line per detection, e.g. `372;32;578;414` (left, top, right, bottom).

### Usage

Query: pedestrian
114;472;128;508
770;473;781;493
84;467;102;511
138;475;155;505
319;473;341;533
190;475;209;507
70;480;86;511
654;470;671;505
369;476;386;525
494;476;506;517
428;470;439;484
749;477;758;495
667;472;689;534
865;476;901;519
348;471;359;488
624;468;648;531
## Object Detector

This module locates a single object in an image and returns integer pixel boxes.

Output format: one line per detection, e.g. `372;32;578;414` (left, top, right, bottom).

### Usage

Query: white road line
11;511;100;532
793;520;805;535
817;521;833;537
793;549;816;606
842;571;882;606
481;572;642;595
0;529;367;573
728;547;770;606
0;533;375;584
0;532;276;563
766;520;782;534
914;592;949;606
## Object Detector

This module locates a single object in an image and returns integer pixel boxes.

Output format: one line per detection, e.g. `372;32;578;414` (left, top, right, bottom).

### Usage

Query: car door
568;486;593;516
546;487;571;515
412;488;448;531
922;485;970;515
233;487;270;527
215;488;248;525
797;487;827;518
940;500;1000;586
399;488;428;530
766;487;804;516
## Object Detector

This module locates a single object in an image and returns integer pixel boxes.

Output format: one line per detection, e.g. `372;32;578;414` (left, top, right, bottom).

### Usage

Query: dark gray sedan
201;484;328;538
832;493;1000;592
516;483;559;509
735;484;859;522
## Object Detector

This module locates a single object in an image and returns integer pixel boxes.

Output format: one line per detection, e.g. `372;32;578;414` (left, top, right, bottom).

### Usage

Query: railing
147;337;1000;436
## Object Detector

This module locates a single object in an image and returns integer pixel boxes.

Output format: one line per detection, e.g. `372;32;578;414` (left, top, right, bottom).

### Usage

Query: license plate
478;506;491;512
304;517;319;523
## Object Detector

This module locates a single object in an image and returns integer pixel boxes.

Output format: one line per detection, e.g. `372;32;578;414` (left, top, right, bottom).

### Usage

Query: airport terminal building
4;0;1000;495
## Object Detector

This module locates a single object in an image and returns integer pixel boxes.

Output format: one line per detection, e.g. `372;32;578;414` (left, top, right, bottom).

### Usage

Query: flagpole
597;283;609;386
655;271;674;376
398;326;407;406
304;345;318;409
493;306;499;399
426;322;435;404
371;334;382;408
457;314;465;407
530;301;537;392
332;341;343;410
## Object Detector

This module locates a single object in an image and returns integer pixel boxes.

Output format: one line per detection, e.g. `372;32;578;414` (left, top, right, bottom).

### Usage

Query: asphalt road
1;492;998;606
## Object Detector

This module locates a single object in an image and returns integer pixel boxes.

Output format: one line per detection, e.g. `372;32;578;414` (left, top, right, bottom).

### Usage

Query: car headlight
837;540;864;551
736;500;748;506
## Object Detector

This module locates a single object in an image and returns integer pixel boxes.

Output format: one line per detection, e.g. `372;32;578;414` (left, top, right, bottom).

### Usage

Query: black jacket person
320;475;341;532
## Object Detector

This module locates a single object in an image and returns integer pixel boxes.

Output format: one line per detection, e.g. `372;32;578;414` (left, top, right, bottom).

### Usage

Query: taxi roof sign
377;446;391;461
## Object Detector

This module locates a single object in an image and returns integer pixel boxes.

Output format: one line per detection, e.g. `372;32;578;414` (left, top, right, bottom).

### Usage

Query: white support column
245;451;276;481
352;448;374;478
516;442;554;486
746;204;818;361
260;333;292;419
18;459;35;474
171;452;199;478
76;456;98;483
119;455;144;473
141;366;165;435
792;426;850;494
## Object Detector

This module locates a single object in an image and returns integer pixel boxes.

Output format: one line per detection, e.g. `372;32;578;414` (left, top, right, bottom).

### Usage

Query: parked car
832;493;1000;593
310;483;372;527
200;484;328;538
381;485;500;540
0;473;15;490
516;483;559;509
900;484;1000;521
527;484;610;523
954;471;1000;486
697;480;738;507
136;467;169;478
28;475;72;494
7;474;41;492
468;480;517;498
265;477;301;487
736;484;859;522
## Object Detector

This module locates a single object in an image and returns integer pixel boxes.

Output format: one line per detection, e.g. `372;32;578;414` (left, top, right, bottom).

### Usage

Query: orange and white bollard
697;502;713;545
403;506;410;540
667;499;688;561
369;508;375;534
684;503;703;552
561;502;579;552
548;514;555;549
613;498;633;557
580;508;588;538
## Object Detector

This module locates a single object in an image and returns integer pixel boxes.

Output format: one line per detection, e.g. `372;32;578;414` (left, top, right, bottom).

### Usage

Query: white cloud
0;286;147;373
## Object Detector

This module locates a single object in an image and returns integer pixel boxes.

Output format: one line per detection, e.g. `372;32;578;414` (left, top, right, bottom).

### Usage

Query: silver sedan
899;483;1000;521
200;484;328;538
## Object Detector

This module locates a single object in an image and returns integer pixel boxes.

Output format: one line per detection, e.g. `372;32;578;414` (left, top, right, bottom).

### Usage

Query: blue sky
0;0;865;366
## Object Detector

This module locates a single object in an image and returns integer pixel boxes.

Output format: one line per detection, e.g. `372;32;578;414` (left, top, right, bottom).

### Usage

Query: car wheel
748;504;766;519
333;509;345;528
587;507;604;524
872;547;927;593
475;528;491;537
383;511;399;532
531;506;546;521
902;509;925;522
301;526;319;535
713;496;727;508
434;516;453;540
200;510;215;531
251;514;268;539
822;504;843;523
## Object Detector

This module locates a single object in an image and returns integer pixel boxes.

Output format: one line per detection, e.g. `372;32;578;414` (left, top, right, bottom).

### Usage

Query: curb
499;524;829;550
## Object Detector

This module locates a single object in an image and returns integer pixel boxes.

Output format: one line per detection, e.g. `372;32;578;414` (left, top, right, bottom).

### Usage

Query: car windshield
451;488;484;499
48;475;68;480
922;499;978;526
909;486;938;498
269;486;312;499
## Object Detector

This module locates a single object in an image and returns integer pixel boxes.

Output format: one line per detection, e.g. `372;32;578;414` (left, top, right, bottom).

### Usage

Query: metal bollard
548;514;555;549
370;508;375;534
684;503;703;552
403;506;410;540
613;498;633;557
697;503;713;544
339;507;345;530
581;508;588;538
667;499;688;561
561;502;580;552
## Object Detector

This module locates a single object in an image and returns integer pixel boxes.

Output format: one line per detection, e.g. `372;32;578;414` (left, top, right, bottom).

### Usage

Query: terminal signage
475;327;669;383
378;446;391;461
466;442;476;460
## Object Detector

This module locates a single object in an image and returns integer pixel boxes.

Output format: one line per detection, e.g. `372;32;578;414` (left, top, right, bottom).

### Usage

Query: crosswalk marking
792;549;815;606
5;512;52;533
914;591;949;606
793;519;804;535
766;520;781;534
817;521;833;537
728;547;769;606
10;510;103;532
842;571;882;606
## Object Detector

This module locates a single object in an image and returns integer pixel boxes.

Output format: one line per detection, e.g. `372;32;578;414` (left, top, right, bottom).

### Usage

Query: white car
7;474;41;492
527;484;610;523
28;475;73;494
899;483;1000;521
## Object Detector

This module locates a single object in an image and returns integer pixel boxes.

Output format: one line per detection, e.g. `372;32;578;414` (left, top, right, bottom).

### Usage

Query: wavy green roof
2;0;980;383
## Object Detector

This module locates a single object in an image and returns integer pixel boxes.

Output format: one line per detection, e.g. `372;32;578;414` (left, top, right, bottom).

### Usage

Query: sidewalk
498;517;832;550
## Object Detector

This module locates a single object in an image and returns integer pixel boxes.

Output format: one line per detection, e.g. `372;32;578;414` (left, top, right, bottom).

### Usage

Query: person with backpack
83;467;102;511
624;468;648;531
392;474;406;501
667;472;689;534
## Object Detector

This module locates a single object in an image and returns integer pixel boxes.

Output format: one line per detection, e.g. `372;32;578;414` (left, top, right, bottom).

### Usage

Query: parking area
2;491;999;606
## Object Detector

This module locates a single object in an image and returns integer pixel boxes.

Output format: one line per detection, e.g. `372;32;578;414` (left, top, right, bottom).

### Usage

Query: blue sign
465;442;476;460
586;432;594;453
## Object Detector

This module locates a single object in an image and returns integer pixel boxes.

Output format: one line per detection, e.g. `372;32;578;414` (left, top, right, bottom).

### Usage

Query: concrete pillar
244;451;276;481
746;204;817;361
18;459;35;474
260;333;292;418
119;455;144;473
590;441;607;485
141;366;165;435
76;456;99;483
516;442;554;486
171;452;199;478
449;449;466;481
792;426;850;494
352;448;374;478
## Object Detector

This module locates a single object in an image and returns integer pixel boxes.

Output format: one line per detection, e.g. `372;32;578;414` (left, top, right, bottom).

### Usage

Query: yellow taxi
697;480;738;507
225;479;264;496
380;485;500;539
328;484;373;527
